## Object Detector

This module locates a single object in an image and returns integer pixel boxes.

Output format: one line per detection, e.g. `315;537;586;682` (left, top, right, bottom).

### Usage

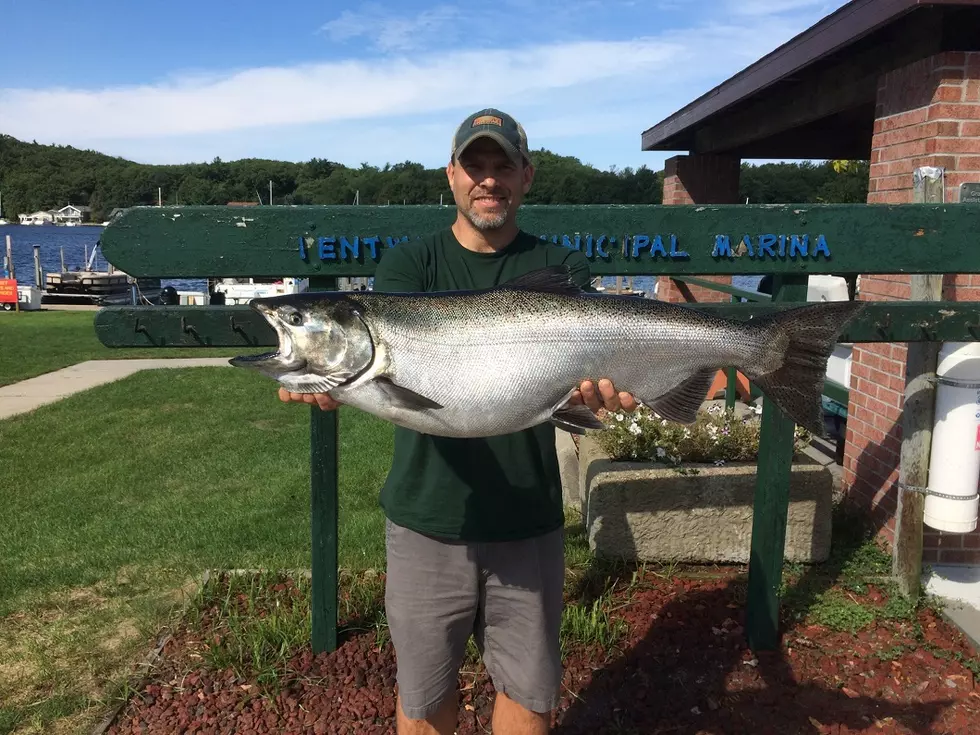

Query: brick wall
658;154;739;303
842;51;980;563
868;52;980;204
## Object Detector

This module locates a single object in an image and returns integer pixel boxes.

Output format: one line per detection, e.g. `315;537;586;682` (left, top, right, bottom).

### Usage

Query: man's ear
522;162;535;194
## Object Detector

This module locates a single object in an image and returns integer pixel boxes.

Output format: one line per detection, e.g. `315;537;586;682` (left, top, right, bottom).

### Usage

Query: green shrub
594;404;811;465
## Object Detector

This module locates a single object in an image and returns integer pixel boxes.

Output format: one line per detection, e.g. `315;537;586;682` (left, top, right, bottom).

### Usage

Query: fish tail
742;300;866;436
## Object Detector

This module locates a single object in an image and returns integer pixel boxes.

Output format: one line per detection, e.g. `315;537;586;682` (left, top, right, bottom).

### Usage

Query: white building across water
18;205;92;226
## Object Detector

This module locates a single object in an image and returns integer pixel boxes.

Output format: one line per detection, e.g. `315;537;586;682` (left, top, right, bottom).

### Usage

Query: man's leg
395;692;457;735
384;519;479;735
476;526;565;734
492;691;551;734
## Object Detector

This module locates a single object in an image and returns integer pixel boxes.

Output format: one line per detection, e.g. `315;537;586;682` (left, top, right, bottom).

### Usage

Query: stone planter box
576;435;834;564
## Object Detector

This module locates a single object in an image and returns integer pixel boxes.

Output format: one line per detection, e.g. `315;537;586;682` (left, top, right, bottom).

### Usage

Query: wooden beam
98;203;980;279
692;75;877;156
640;0;973;152
894;167;945;599
746;275;809;651
712;112;875;160
689;12;942;156
95;300;980;348
894;274;942;599
308;275;339;653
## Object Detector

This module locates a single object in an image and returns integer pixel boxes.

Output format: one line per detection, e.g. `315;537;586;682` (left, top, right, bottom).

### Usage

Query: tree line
0;134;870;223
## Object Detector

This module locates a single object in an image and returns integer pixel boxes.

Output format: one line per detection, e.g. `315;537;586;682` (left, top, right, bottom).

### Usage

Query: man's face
447;137;534;231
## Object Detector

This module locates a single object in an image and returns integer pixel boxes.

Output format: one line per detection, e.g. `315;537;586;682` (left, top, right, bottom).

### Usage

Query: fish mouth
228;351;307;377
228;299;306;377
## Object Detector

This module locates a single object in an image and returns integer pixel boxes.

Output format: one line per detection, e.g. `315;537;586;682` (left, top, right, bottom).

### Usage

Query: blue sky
0;0;848;171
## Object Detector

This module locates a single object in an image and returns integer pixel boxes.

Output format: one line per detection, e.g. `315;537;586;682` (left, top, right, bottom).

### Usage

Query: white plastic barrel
924;342;980;533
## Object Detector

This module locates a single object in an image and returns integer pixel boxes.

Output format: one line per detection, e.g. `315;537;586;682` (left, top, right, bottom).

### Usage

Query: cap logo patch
472;115;503;127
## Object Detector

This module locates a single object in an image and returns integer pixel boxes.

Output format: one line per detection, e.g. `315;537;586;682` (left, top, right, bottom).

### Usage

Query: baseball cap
451;108;530;166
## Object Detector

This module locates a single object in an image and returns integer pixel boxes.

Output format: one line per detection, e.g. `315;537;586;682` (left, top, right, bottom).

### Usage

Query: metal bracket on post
898;482;980;502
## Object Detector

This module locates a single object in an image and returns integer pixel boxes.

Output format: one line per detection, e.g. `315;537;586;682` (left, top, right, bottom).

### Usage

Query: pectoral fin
279;373;346;394
551;404;606;434
375;377;443;410
643;368;716;424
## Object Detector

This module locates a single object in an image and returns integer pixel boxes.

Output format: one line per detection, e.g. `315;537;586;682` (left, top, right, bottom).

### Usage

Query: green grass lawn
0;357;922;735
0;367;392;614
0;367;393;734
0;310;264;386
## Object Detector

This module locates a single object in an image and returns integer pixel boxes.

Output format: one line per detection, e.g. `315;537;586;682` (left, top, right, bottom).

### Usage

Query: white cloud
0;3;843;169
0;38;686;142
320;3;461;52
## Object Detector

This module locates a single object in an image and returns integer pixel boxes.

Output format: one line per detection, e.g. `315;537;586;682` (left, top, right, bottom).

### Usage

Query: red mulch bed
105;570;980;735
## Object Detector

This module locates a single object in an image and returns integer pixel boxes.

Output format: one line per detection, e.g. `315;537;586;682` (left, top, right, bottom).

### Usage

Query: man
280;108;636;734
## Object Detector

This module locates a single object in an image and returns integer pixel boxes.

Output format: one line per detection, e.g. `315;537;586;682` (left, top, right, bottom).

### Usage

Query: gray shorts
384;518;565;720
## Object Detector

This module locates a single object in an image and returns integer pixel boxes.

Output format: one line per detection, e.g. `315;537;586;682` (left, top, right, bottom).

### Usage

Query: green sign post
96;203;980;653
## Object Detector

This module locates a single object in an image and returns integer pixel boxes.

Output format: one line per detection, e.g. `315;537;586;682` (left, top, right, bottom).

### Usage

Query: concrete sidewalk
0;358;232;420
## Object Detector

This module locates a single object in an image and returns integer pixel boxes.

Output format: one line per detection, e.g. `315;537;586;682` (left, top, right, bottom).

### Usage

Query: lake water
2;224;106;286
0;223;205;292
0;223;762;298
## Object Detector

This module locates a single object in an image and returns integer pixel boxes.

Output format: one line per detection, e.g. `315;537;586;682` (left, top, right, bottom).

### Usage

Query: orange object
0;279;17;304
706;369;751;401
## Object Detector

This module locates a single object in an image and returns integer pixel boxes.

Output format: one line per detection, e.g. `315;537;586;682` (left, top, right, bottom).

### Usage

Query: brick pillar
658;154;740;303
842;51;980;563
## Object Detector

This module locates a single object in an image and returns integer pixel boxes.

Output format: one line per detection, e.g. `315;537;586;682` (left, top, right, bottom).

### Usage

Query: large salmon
229;265;864;437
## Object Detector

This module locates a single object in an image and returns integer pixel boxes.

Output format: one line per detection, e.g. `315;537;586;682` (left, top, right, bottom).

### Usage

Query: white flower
614;412;624;422
628;422;642;436
656;447;666;459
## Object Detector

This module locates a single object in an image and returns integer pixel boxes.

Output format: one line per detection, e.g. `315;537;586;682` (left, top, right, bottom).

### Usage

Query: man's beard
460;193;510;230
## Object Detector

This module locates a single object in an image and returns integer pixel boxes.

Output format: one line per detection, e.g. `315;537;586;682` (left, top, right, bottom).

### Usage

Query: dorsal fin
503;265;582;295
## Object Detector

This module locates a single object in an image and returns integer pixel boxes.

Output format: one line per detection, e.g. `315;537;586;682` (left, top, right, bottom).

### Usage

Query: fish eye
281;308;304;326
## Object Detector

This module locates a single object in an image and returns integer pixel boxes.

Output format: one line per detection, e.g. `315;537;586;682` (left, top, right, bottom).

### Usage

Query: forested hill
0;134;869;223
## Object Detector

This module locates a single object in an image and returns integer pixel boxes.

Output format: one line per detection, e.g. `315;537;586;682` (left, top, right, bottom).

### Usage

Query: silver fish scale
336;289;770;437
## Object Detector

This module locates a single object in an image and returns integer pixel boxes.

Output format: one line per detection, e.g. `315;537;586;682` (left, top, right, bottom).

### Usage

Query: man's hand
570;379;638;414
278;388;341;411
278;380;635;415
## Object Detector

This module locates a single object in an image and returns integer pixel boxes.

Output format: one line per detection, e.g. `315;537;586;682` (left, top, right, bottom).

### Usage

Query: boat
172;275;371;306
41;242;162;305
209;277;311;305
42;270;163;305
591;276;647;298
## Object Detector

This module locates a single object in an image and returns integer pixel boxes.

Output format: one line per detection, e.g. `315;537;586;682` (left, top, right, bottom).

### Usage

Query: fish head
229;293;375;393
